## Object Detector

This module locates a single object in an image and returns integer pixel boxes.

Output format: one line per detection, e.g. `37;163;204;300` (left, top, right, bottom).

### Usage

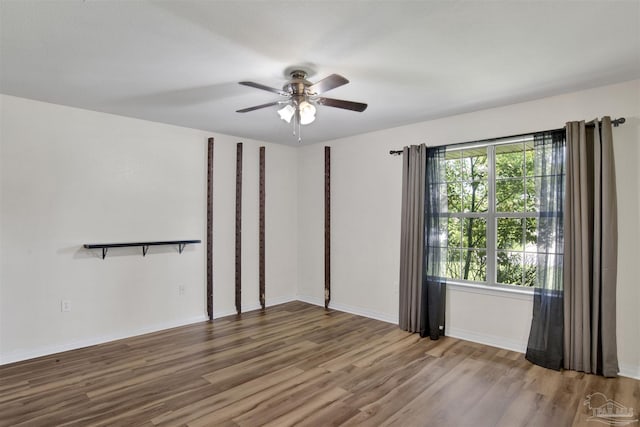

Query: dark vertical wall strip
324;146;331;309
207;138;214;320
259;147;266;310
235;143;243;315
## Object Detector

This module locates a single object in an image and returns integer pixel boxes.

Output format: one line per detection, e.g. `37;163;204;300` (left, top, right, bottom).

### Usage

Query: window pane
461;217;486;249
537;216;564;254
525;177;537;212
523;253;537;287
462;181;488;212
461;150;488;181
437;183;448;208
447;182;462;212
495;143;524;178
537;259;563;288
448;217;462;248
525;218;537;251
445;153;463;182
495;178;525;212
497;218;523;250
497;251;523;285
445;249;462;280
462;249;486;282
525;144;535;177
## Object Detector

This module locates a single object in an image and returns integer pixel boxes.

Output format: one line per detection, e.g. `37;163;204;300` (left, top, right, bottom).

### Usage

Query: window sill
446;280;534;301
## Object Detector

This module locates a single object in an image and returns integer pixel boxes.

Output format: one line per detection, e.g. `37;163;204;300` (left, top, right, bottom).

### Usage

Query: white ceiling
1;1;639;145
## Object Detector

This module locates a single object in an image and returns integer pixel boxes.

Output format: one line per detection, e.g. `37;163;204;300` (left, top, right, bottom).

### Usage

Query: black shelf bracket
84;240;201;259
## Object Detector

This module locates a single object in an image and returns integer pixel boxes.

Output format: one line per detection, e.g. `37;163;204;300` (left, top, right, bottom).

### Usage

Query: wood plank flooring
1;301;638;426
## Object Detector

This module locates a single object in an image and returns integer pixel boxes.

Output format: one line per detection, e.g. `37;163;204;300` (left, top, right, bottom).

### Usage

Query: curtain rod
389;117;626;156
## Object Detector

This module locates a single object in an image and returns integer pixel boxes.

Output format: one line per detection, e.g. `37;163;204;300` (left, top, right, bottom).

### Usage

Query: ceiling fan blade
317;97;368;112
239;81;289;97
307;74;349;95
236;101;281;113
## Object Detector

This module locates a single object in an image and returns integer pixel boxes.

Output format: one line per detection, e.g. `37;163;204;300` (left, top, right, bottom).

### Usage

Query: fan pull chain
293;112;297;136
292;107;302;143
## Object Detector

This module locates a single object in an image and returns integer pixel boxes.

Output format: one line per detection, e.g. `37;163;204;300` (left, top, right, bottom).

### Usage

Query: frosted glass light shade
277;104;295;123
299;101;316;125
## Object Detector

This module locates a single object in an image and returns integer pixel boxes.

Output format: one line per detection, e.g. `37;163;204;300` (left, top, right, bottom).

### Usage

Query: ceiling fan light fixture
277;104;295;123
299;101;316;125
238;70;367;142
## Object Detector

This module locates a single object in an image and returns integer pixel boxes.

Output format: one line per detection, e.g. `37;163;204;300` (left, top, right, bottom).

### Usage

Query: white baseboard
1;295;296;365
4;296;638;381
224;295;638;381
447;327;640;380
446;326;527;354
212;295;297;319
296;294;398;325
266;295;298;307
292;294;322;307
619;363;640;380
0;314;207;366
294;296;528;354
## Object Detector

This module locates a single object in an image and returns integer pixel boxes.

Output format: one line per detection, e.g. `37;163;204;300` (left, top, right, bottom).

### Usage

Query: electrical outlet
61;300;71;312
178;285;185;296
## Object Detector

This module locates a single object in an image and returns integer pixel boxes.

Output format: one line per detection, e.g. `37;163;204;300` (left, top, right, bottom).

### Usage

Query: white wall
0;95;298;364
2;81;638;378
297;80;640;378
210;136;298;318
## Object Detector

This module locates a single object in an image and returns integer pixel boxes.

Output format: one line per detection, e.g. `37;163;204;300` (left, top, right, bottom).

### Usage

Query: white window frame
444;135;537;292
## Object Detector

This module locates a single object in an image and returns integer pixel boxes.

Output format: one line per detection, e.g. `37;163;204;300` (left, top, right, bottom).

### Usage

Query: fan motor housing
284;70;312;97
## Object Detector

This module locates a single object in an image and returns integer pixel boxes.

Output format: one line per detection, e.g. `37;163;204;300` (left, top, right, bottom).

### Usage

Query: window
443;136;545;287
445;148;488;282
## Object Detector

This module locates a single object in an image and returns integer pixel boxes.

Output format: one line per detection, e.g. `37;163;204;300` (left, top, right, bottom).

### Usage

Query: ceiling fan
236;69;367;142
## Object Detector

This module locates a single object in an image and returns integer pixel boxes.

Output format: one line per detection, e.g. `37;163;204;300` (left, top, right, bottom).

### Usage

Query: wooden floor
1;301;638;426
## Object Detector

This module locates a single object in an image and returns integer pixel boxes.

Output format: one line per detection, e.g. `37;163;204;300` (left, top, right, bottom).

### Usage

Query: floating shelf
83;240;201;259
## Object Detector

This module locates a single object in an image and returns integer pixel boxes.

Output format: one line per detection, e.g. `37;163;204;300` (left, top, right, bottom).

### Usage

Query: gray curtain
564;117;619;377
399;145;426;332
525;129;566;370
420;146;447;339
